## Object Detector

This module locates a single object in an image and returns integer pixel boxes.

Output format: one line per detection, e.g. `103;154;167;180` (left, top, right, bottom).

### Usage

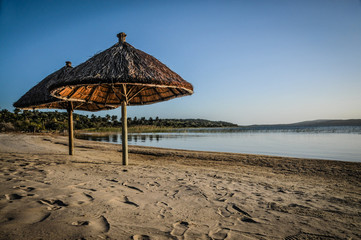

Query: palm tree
105;114;111;123
111;115;118;122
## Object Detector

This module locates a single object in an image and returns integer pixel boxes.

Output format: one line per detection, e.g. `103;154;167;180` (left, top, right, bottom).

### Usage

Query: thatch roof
13;62;115;111
50;33;193;106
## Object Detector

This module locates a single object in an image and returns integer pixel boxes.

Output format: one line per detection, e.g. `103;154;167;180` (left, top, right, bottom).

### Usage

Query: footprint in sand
69;183;97;192
2;207;51;224
123;196;139;207
171;221;190;237
71;216;110;233
72;220;89;226
83;193;94;201
215;192;234;202
209;227;230;240
218;203;258;223
5;193;23;201
217;207;231;218
68;192;94;205
156;201;172;211
147;181;160;188
38;199;68;210
239;216;258;223
106;178;119;183
230;204;259;223
226;203;251;217
90;215;110;233
13;185;35;192
132;235;151;240
122;183;144;193
155;202;172;219
106;195;139;208
184;224;210;239
158;207;173;219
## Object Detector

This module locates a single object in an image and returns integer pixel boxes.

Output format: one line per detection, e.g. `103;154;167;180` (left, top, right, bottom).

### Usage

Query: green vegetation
0;108;238;133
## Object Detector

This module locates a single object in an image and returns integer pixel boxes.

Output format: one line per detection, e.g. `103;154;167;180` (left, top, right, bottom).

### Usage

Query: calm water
76;126;361;162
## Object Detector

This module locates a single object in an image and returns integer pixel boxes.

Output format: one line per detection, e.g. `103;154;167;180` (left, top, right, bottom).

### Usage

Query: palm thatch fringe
50;34;193;106
13;62;115;111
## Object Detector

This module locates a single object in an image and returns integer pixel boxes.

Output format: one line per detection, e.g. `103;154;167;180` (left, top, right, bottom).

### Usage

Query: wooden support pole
67;102;74;155
121;101;128;165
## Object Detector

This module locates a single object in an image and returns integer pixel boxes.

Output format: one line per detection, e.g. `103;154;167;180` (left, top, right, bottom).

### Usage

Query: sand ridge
0;133;360;239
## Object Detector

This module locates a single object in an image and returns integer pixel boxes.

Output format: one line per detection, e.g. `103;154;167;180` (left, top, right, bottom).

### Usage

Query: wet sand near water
0;133;360;239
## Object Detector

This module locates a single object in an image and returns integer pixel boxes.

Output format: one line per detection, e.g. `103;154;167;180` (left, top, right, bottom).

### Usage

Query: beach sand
0;133;360;240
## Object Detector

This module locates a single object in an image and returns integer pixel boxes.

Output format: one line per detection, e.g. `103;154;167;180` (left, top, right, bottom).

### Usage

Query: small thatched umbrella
50;33;193;165
13;61;115;155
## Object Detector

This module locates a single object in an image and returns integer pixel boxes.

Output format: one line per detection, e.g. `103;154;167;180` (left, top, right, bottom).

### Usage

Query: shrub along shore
0;108;238;133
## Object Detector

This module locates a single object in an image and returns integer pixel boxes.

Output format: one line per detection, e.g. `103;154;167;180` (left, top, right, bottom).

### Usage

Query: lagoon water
76;126;361;162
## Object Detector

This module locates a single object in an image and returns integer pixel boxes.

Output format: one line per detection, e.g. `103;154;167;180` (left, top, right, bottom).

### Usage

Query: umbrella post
121;101;128;165
67;102;74;155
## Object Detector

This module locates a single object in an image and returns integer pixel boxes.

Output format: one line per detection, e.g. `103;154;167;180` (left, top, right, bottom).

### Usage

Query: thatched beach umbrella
13;61;114;155
50;33;193;165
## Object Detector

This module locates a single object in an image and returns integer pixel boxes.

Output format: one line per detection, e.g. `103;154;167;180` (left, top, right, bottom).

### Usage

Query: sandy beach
0;133;360;240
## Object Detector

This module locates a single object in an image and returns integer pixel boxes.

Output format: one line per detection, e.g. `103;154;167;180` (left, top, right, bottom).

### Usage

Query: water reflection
76;132;200;144
75;126;361;162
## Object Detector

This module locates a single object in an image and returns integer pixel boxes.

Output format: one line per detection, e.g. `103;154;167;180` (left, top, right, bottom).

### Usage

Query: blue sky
1;0;361;125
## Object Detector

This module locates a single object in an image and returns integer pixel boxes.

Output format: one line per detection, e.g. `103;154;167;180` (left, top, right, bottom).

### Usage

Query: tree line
0;109;237;132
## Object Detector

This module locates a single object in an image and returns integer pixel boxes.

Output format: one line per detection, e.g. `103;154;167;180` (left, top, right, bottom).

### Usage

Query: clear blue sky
1;0;361;125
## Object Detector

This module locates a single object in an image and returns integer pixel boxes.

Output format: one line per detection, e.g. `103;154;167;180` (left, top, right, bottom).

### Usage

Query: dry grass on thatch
13;63;115;112
50;36;193;106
